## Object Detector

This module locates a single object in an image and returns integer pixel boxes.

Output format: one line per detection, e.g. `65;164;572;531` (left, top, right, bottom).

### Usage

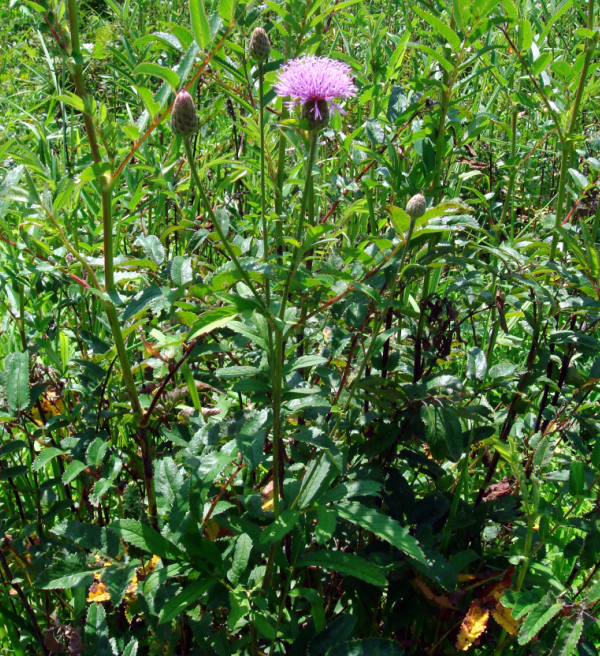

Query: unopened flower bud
301;99;330;132
249;27;271;63
171;90;198;138
406;192;427;219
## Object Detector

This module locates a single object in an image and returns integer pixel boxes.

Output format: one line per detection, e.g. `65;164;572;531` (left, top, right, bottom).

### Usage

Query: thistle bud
249;27;271;63
406;192;427;219
301;99;330;132
171;90;198;138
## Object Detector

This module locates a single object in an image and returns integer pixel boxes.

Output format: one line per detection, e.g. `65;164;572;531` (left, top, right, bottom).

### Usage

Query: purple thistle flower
274;56;357;127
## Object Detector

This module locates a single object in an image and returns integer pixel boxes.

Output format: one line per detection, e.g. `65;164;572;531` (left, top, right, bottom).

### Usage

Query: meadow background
1;0;600;653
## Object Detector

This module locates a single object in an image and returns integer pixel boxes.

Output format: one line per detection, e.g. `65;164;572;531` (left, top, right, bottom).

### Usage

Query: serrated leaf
414;6;461;50
190;0;211;49
4;351;29;412
549;615;583;656
62;460;87;483
38;557;98;589
85;604;113;656
134;63;179;90
260;509;300;545
136;234;165;265
227;534;252;586
188;307;239;340
32;447;63;472
466;347;487;381
109;519;184;560
299;550;387;587
171;256;193;286
518;594;563;645
158;579;215;624
218;0;235;24
332;501;425;563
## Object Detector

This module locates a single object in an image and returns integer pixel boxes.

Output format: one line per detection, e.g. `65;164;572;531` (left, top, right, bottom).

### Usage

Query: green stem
183;136;268;314
292;217;417;510
278;131;318;320
549;0;596;260
258;61;270;304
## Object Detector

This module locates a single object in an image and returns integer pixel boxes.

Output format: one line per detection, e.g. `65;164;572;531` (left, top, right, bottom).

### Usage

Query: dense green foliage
1;0;600;653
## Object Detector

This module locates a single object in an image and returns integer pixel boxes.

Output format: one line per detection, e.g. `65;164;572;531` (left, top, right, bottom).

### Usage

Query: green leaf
171;256;193;286
158;579;215;624
134;63;180;90
62;460;88;483
102;564;138;606
386;205;411;233
569;461;584;496
414;6;461;51
299;550;387;587
190;0;211;49
533;436;555;468
218;0;235;25
32;447;63;472
38;557;98;589
332;502;426;563
188;307;239;340
328;638;405;656
155;457;186;517
227;534;252;586
518;594;563;645
316;506;336;545
85;604;112;656
109;519;184;559
260;510;300;545
549;615;583;656
54;92;85;112
421;404;463;462
136;234;165;265
4;351;29;412
466;347;487;381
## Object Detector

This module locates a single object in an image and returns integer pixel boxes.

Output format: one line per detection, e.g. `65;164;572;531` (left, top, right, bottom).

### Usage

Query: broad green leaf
85;604;112;656
190;0;211;49
32;447;63;472
549;615;583;656
188;307;239;340
109;519;184;559
466;347;487;381
158;579;215;624
518;594;563;645
569;461;584;496
299;550;387;587
38;558;98;589
227;534;252;586
136;234;165;265
134;63;179;90
332;502;426;563
5;351;29;412
259;510;300;545
414;6;461;51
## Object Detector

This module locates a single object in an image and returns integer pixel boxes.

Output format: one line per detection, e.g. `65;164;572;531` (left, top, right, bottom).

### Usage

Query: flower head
249;27;270;63
171;90;198;138
275;56;356;129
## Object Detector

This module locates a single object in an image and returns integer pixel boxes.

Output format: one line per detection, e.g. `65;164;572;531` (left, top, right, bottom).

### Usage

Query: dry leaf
261;481;274;511
87;581;111;603
31;387;66;425
456;600;490;651
413;578;456;609
491;604;518;635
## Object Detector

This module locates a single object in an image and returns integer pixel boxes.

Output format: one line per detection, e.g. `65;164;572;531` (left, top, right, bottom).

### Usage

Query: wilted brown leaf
456;600;490;651
491;604;518;635
413;578;456;609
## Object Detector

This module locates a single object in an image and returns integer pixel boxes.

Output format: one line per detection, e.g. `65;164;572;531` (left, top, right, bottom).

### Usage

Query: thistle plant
2;1;600;655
